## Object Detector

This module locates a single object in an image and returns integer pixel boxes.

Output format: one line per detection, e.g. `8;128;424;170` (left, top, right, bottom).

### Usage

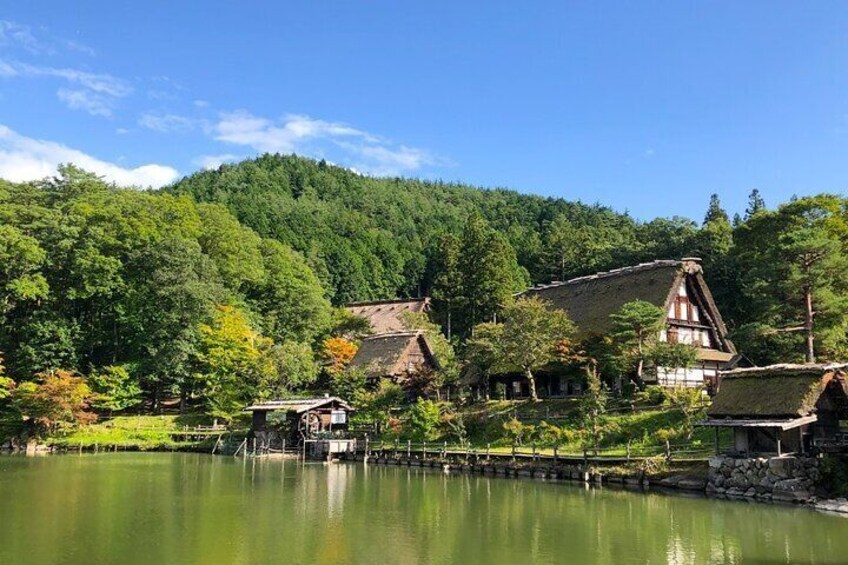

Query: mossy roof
348;331;436;379
707;364;848;419
346;298;431;334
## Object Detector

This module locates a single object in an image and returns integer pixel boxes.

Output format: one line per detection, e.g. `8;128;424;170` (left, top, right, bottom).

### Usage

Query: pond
0;453;846;564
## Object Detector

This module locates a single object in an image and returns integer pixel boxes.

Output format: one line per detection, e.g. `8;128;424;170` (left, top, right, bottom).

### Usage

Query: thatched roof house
702;364;848;456
245;396;353;451
346;298;431;334
348;331;438;383
521;258;738;390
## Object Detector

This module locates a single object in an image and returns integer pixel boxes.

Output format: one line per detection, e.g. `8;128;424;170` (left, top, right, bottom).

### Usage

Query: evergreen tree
744;189;766;219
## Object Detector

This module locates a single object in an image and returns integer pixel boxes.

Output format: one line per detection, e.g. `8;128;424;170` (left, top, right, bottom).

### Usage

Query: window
330;410;346;425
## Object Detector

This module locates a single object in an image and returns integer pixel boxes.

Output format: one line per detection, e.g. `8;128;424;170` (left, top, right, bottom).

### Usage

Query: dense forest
1;155;847;433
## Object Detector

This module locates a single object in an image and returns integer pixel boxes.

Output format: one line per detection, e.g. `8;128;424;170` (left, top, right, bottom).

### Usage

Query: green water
0;454;846;564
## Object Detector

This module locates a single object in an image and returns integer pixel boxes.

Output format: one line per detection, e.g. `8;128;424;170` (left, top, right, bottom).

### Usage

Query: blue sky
1;2;847;220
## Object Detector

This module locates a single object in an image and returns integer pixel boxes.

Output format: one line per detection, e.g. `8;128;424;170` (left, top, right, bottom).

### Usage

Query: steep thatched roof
346;298;431;334
521;258;734;353
707;363;848;419
523;260;685;334
348;331;437;379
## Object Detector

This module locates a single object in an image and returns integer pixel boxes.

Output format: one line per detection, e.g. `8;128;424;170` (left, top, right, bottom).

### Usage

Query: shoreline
5;444;847;516
341;450;848;516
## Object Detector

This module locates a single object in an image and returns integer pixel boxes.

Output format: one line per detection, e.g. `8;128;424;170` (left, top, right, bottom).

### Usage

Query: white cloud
0;21;43;54
193;99;209;108
212;111;440;175
57;88;113;117
138;112;197;133
0;124;179;188
0;59;131;116
192;153;240;170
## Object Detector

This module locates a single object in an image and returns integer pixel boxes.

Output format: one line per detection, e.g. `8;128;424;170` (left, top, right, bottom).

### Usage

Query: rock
678;478;707;491
745;487;757;497
768;457;793;479
709;457;724;469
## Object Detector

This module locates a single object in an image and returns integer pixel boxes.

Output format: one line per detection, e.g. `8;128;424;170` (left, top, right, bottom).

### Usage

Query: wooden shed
245;396;353;453
701;364;848;456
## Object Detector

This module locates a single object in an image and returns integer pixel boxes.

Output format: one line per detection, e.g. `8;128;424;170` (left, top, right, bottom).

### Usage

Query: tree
0;225;49;324
193;305;276;424
129;237;225;410
473;297;575;401
608;300;667;388
452;213;528;337
401;311;459;398
0;355;13;401
704;193;729;224
11;370;97;438
320;337;358;377
269;341;319;395
463;326;501;400
663;386;705;440
406;398;441;441
88;365;142;413
733;196;848;363
431;234;462;340
744;189;766;220
578;362;608;454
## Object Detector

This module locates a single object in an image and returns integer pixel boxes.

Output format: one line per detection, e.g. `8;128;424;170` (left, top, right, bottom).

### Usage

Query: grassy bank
47;415;245;452
378;398;729;460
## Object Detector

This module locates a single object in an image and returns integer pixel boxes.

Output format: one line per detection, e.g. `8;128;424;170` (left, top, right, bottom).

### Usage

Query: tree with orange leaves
11;370;97;437
321;337;358;376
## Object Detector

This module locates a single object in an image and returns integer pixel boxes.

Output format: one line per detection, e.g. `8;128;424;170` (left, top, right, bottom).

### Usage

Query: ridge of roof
346;297;430;307
720;363;848;378
527;259;687;292
360;330;425;340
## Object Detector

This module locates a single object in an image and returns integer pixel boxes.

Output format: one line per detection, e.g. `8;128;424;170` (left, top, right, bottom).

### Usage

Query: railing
356;437;719;464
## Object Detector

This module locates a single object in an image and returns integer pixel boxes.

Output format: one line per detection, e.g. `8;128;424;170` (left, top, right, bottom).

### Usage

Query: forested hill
167;154;705;305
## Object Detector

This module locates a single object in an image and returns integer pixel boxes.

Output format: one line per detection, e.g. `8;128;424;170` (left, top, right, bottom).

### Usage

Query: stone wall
707;455;820;503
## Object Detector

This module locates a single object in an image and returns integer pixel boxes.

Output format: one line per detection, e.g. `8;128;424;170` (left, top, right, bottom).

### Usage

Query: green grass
48;415;242;451
438;399;729;459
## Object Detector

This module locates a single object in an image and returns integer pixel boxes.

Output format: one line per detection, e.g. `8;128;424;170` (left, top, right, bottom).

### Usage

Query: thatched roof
348;331;437;379
346;298;431;334
245;397;352;413
707;363;848;419
521;258;735;354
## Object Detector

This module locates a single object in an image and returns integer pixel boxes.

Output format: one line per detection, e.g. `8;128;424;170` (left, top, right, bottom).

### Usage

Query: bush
407;399;441;441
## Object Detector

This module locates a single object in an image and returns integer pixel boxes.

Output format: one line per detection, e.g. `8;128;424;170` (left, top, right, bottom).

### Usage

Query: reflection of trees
2;454;847;564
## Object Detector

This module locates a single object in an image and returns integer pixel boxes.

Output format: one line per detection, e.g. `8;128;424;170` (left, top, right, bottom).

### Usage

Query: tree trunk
804;286;815;363
525;368;539;402
446;307;452;341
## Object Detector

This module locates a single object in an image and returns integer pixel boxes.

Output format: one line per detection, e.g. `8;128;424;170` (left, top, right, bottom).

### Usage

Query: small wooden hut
245;396;353;455
701;364;848;456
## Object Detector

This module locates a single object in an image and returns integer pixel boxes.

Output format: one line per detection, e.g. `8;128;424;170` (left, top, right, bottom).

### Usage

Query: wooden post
776;432;782;457
512;442;516;462
443;440;447;459
486;443;491;461
532;442;537;461
407;439;412;459
553;444;558;464
364;436;369;457
282;439;286;454
423;441;427;460
665;439;671;461
626;441;631;462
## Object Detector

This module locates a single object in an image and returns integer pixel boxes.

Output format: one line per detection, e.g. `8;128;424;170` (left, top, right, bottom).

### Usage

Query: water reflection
0;453;846;565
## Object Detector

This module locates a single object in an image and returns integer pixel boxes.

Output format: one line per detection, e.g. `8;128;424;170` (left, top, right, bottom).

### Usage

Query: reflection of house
346;298;431;334
520;258;738;392
245;396;352;454
348;331;438;386
702;364;848;456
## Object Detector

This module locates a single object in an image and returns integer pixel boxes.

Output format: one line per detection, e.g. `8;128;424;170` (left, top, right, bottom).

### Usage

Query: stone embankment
345;451;848;515
706;455;820;503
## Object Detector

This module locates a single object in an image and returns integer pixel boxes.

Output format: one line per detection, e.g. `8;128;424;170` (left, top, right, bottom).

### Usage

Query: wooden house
515;258;738;395
347;330;439;387
346;298;431;334
245;396;353;454
702;364;848;456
